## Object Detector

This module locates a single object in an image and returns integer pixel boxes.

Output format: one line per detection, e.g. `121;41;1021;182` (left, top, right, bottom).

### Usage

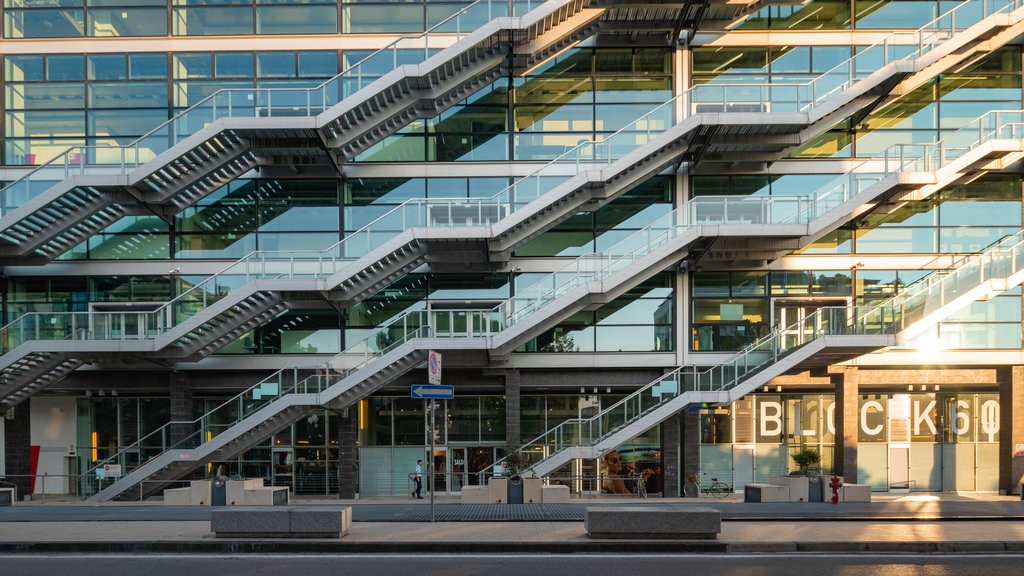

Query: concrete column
168;372;192;446
3;402;31;499
335;406;358;499
832;367;858;483
681;411;700;495
504;370;521;446
1000;366;1024;494
661;414;681;497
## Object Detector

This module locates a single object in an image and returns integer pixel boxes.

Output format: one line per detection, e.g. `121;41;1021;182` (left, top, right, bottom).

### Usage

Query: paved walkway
2;492;1023;553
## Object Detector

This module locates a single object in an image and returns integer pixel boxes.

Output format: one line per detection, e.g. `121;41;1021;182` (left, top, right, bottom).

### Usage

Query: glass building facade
3;0;1024;501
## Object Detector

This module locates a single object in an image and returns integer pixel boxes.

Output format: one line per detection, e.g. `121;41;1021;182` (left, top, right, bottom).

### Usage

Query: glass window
88;7;166;36
342;3;424;33
87;54;125;80
855;227;938;254
5;9;85;38
692;298;767;351
256;5;337;35
129;53;167;80
173;53;213;79
6;83;85;110
172;6;254;36
88;82;167;108
257;52;295;78
855;0;938;29
47;54;84;81
298;51;337;77
939;201;1021;227
88;109;168;136
6;55;45;82
215;52;254;78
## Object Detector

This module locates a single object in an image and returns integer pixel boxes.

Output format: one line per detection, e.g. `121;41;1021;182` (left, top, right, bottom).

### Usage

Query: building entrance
773;299;849;346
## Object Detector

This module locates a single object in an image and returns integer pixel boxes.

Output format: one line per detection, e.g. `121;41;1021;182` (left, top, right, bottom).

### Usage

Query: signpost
416;352;448;523
410;384;454;400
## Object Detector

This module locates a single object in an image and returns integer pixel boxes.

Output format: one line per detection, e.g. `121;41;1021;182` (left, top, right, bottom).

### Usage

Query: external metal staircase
83;119;1024;499
2;0;1022;266
505;230;1024;478
3;105;1024;412
0;0;613;263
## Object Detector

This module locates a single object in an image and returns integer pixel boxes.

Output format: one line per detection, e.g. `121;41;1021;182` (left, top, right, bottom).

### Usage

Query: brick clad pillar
335;406;358;499
3;402;31;499
1000;366;1024;494
661;414;681;497
832;367;858;483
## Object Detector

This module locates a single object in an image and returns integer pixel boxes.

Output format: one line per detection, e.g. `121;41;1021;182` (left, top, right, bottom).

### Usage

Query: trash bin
508;474;523;504
808;474;822;502
211;475;227;506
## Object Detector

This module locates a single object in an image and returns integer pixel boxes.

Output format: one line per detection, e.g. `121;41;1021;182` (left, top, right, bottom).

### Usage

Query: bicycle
633;470;651;499
682;472;730;498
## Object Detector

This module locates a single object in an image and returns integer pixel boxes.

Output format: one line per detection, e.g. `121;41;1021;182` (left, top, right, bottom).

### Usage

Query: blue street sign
411;384;454;400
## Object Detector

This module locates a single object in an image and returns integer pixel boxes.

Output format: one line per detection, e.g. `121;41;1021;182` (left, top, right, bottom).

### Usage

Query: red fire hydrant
830;474;842;504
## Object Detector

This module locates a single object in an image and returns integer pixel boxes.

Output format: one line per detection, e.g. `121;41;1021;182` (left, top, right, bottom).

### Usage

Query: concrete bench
744;483;789;502
211;506;351;538
585;506;721;539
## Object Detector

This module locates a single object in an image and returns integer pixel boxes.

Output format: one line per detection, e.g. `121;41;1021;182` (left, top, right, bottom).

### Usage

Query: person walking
413;459;424;499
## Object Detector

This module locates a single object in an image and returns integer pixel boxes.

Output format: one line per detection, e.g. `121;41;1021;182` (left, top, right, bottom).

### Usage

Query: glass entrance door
450;447;467;492
431;449;447;495
773;299;849;347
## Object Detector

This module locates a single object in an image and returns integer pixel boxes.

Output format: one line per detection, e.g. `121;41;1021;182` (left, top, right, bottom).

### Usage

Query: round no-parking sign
428;350;442;384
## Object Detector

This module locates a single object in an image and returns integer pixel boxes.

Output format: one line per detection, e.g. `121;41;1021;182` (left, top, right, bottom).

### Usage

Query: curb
0;540;1020;555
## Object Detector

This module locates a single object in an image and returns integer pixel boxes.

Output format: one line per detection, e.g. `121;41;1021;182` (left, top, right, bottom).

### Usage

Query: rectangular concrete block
523;478;543;503
488;478;508;503
585;506;720;539
744;483;789;502
770;475;809;502
189;480;212;505
211;506;351;538
841;483;871;502
243;487;289;506
163;487;192;505
226;478;264;505
460;485;490;504
542;485;570;503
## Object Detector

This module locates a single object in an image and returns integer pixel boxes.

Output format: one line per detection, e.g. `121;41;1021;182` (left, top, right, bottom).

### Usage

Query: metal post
429;398;436;522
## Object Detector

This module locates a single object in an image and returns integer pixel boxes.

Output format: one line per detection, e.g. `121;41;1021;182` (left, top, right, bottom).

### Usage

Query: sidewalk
2;492;1024;554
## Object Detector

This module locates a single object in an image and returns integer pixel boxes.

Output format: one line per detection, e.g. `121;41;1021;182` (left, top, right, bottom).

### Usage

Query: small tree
791;447;821;474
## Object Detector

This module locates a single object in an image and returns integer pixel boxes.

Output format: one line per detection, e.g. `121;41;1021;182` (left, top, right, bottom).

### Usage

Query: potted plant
791;447;821;475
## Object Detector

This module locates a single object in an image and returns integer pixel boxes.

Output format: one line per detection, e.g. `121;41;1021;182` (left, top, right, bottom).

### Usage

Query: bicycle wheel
709;481;728;498
683;481;698;498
